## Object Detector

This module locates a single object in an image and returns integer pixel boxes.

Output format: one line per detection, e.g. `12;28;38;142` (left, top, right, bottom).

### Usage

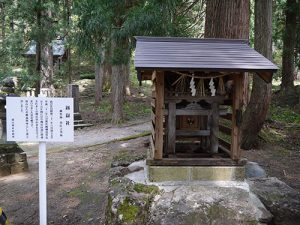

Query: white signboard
6;97;74;142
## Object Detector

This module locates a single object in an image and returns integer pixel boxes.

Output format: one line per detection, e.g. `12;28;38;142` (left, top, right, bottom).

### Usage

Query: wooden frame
153;70;164;160
148;70;247;165
230;73;245;160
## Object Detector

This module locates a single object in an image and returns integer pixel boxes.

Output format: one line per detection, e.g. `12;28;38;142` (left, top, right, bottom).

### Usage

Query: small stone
245;161;267;178
118;214;123;220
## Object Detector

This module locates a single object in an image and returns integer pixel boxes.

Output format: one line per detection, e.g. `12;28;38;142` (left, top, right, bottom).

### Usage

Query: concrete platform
147;165;245;182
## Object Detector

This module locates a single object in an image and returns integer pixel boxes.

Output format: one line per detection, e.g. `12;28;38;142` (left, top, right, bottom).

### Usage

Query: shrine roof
24;40;65;57
134;36;278;74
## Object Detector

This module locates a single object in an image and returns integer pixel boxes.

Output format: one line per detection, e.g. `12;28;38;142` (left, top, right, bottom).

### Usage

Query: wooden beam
219;137;231;150
167;101;176;154
151;70;156;81
256;71;272;83
154;71;164;159
210;102;219;154
220;113;233;121
176;130;210;136
219;124;232;135
165;95;225;103
141;70;153;80
218;145;231;156
231;74;244;160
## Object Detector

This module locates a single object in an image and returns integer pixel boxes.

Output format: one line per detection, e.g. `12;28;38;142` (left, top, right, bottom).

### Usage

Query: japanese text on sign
6;97;74;142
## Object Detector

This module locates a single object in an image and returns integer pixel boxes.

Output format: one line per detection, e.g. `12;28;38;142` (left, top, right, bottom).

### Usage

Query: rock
245;161;267;178
248;177;300;225
1;77;15;88
149;185;272;225
109;166;130;178
127;160;145;172
106;177;159;225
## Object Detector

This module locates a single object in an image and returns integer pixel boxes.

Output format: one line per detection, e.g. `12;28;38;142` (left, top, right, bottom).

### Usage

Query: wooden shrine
135;37;278;167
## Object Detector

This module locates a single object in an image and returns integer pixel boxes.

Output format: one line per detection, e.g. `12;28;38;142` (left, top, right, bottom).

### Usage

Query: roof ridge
135;36;249;44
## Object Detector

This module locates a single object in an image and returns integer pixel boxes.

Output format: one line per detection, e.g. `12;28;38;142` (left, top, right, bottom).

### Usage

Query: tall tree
205;0;250;39
75;0;206;123
0;1;5;40
281;0;298;90
241;0;273;149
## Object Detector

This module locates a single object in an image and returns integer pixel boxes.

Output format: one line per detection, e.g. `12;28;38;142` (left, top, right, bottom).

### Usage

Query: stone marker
0;77;28;177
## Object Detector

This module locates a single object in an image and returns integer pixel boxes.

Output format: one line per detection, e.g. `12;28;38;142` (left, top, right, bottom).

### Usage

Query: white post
39;142;47;225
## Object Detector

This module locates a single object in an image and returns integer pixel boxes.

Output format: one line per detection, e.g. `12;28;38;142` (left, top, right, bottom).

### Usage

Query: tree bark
103;49;112;91
124;63;131;96
95;49;104;106
35;0;42;96
241;0;273;149
205;0;250;39
110;33;130;124
111;64;124;123
281;0;297;90
35;40;41;96
0;3;5;40
65;0;72;84
41;44;54;89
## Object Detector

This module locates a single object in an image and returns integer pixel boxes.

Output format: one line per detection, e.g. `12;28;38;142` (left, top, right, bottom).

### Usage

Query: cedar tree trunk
0;3;5;40
205;0;250;39
41;44;54;89
281;0;297;91
241;0;273;149
124;63;131;96
111;39;126;124
95;49;104;106
35;0;42;96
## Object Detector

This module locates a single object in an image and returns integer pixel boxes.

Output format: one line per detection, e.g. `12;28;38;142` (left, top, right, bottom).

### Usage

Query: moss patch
118;197;139;222
112;150;145;166
133;183;159;195
118;131;151;142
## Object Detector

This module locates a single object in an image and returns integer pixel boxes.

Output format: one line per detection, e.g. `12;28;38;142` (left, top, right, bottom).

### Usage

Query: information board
6;97;74;142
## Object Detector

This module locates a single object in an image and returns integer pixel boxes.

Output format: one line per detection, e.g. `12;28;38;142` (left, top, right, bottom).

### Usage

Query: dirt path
0;122;150;225
19;120;151;156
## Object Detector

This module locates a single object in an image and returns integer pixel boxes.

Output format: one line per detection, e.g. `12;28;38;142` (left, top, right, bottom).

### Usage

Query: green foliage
0;0;72;89
80;73;95;80
97;98;111;114
124;101;151;120
269;104;300;124
73;0;206;65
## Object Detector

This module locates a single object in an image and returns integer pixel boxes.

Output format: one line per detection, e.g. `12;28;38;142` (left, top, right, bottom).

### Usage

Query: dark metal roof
134;36;278;72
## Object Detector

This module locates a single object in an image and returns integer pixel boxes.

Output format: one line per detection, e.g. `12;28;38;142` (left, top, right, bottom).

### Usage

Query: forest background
0;0;299;150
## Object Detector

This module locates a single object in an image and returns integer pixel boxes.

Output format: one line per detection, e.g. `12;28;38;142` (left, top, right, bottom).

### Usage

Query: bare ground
243;124;300;191
0;124;149;225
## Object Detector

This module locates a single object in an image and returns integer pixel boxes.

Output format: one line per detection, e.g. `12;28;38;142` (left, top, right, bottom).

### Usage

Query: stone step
74;123;93;130
74;120;84;125
74;113;82;120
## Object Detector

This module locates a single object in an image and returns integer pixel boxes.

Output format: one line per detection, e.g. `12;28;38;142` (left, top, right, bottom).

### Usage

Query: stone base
147;166;245;182
0;152;29;177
